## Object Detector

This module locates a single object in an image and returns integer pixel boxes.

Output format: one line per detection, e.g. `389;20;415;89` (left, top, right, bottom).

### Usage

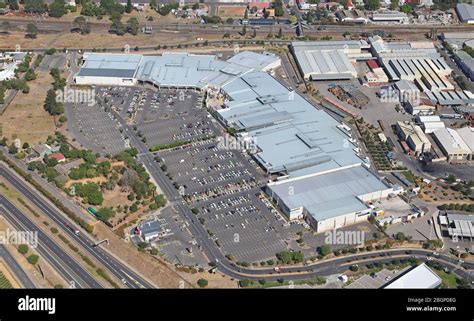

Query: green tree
276;251;292;264
48;0;66;18
125;0;132;13
126;17;139;35
197;278;208;288
96;207;115;221
365;0;380;10
72;15;91;34
44;89;64;115
319;245;331;257
25;23;38;38
9;0;19;10
18;244;29;255
27;254;39;265
273;0;284;16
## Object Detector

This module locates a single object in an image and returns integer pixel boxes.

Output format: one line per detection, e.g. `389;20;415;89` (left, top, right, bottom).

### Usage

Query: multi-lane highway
0;195;101;288
0;244;35;288
0;162;155;289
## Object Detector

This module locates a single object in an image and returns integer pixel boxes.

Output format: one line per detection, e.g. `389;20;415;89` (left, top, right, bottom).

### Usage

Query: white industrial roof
456;127;474;153
433;127;472;155
385;263;442;289
268;165;390;222
291;41;361;80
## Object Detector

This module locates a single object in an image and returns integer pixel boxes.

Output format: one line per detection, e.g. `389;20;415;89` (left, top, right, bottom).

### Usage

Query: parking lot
154;139;378;263
136;89;217;147
65;89;129;155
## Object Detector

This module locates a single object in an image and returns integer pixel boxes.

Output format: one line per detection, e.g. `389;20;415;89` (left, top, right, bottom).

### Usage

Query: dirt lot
0;70;55;145
217;6;246;17
420;181;473;204
0;30;194;50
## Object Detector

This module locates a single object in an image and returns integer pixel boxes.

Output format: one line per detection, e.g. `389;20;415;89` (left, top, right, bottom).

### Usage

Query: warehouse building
290;41;370;80
456;127;474;160
441;32;474;50
415;115;445;134
432;127;472;162
266;165;396;232
336;9;369;24
456;3;474;24
371;11;409;24
405;98;435;116
384;263;442;289
440;211;474;241
369;37;453;91
454;50;474;81
396;121;431;155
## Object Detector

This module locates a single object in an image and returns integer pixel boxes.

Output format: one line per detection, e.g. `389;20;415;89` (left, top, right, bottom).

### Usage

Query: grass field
435;269;459;288
0;70;56;145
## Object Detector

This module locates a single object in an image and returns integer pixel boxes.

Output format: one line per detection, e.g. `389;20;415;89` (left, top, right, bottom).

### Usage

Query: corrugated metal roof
456;3;474;22
268;165;388;221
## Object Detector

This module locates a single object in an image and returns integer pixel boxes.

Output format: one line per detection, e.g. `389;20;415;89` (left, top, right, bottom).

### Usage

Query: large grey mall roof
268;165;388;221
217;71;362;174
76;53;142;78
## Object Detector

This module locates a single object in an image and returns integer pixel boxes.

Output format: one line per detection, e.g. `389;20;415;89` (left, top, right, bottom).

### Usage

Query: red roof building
48;153;66;163
367;59;379;70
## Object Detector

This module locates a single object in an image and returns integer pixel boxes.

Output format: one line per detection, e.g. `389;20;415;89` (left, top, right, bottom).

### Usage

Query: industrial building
441;32;474;50
405;99;435;116
432;127;472;162
371;11;409;24
456;3;474;24
415;115;445;134
425;89;474;106
369;37;453;92
396;121;431;155
362;60;389;86
336;9;369;24
384;263;442;289
290;41;371;80
453;50;474;81
266;165;396;232
439;211;474;241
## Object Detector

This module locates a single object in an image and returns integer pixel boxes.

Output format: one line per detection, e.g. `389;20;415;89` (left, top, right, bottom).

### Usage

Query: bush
239;279;251;287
